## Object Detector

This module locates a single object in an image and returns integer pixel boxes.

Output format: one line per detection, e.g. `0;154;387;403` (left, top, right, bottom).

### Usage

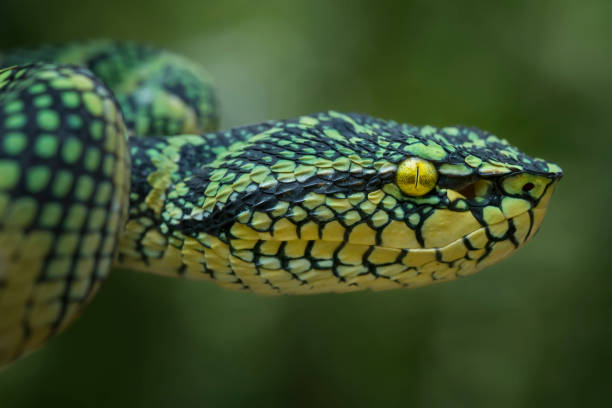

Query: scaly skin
0;41;562;366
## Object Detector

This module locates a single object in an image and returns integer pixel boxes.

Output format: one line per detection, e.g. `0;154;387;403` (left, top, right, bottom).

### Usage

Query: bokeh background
1;0;611;407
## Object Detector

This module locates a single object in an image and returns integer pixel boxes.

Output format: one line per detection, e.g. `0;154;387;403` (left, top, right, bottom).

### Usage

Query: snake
0;40;562;366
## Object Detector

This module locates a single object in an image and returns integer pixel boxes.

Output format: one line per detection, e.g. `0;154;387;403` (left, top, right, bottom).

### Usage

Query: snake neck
116;121;275;276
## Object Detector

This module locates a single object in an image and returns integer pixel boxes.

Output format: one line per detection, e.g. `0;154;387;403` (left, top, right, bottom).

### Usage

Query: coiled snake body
0;41;562;365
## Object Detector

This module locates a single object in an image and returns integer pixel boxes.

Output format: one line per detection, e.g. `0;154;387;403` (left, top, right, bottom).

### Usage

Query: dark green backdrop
1;1;611;407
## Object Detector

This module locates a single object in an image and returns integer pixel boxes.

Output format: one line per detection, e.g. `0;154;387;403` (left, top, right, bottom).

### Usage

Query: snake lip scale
0;40;562;365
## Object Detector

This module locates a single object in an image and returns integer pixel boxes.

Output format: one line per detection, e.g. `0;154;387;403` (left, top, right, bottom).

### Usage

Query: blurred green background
1;0;611;406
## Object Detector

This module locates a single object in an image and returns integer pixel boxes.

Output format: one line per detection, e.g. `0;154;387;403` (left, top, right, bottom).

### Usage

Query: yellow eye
396;157;438;196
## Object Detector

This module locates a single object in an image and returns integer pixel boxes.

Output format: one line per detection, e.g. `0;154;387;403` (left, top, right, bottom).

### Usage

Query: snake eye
396;157;438;196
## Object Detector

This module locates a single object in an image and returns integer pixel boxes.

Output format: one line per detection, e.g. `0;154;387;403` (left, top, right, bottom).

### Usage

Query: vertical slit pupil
415;165;419;188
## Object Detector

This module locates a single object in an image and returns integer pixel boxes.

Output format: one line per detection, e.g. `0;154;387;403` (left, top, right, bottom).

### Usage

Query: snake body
0;41;562;365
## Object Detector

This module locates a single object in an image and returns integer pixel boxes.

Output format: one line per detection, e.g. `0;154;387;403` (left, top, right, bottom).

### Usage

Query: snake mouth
327;180;558;290
416;207;544;273
246;205;552;294
310;204;553;292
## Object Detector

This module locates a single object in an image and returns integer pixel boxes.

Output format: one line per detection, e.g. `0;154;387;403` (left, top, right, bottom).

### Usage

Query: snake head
172;111;562;293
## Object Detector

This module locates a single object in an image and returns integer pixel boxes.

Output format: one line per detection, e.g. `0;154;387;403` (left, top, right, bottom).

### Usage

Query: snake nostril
522;182;535;192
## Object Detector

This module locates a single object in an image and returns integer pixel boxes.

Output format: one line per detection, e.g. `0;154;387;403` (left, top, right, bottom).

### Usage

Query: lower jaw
258;206;550;293
365;206;550;290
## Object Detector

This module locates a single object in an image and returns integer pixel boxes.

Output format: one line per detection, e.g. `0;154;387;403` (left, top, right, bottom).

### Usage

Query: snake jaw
379;178;560;284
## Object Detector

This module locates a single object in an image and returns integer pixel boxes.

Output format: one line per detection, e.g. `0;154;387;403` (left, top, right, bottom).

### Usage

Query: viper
0;40;562;366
